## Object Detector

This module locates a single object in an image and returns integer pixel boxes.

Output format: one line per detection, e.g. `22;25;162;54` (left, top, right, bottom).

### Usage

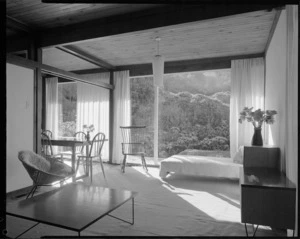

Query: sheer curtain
45;77;59;153
230;58;265;161
76;73;110;161
112;71;131;164
286;5;298;236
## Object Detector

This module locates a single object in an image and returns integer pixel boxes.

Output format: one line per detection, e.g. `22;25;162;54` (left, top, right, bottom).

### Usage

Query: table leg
72;146;76;182
132;197;135;225
86;144;89;177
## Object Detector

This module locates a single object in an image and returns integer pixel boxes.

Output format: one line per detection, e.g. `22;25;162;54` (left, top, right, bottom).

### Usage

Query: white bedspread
159;155;242;180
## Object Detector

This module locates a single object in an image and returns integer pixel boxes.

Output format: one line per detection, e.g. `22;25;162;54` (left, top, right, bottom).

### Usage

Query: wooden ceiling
6;1;160;36
44;10;276;71
6;2;284;74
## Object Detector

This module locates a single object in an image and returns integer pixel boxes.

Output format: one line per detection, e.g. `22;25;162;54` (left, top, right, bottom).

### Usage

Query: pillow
18;150;51;172
233;146;244;164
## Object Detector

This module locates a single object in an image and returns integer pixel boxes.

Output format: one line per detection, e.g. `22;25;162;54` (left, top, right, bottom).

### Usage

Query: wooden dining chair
41;132;62;161
42;130;53;139
77;132;106;183
120;126;148;173
59;131;87;171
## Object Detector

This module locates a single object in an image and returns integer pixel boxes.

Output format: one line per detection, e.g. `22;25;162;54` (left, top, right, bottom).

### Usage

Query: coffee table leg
107;198;135;225
132;197;134;225
15;222;39;239
72;146;76;182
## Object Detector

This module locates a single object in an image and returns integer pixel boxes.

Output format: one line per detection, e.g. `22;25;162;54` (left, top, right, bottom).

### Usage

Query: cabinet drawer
241;186;295;229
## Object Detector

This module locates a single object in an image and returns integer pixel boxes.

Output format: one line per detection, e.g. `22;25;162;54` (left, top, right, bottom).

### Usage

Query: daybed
159;154;242;180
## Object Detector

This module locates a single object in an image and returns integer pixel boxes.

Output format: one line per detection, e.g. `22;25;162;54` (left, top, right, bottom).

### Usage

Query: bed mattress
159;155;242;180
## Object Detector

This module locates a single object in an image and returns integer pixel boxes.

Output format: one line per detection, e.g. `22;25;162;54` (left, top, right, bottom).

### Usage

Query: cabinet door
241;186;295;229
244;146;280;169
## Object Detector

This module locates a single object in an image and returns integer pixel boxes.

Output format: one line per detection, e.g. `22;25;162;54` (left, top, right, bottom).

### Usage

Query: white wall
6;63;34;192
265;10;287;169
265;8;298;236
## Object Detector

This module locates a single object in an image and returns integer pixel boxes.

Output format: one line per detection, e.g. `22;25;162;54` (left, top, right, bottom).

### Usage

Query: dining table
42;137;90;182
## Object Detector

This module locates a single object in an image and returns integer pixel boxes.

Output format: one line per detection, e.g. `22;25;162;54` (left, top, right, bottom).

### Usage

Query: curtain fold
76;73;110;161
112;71;131;164
285;4;298;185
230;58;265;161
286;5;298;236
45;77;59;153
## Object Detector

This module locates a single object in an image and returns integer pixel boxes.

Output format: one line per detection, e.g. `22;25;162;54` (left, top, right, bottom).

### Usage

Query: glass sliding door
44;77;110;161
58;82;77;138
130;76;154;165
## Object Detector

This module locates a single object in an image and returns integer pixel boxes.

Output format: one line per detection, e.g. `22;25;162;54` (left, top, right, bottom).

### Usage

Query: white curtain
112;71;131;164
45;77;59;153
286;5;298;236
230;58;265;161
76;73;110;161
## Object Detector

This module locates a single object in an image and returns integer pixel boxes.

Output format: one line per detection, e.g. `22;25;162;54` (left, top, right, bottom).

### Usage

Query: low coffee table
6;183;138;238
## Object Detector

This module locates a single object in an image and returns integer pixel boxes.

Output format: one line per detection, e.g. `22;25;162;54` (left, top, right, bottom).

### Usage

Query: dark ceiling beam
56;45;115;70
7;35;33;53
6;15;32;33
38;4;284;48
6;54;114;90
72;53;264;77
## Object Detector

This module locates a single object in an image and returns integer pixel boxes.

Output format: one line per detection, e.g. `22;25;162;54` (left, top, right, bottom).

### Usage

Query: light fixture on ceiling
152;37;164;88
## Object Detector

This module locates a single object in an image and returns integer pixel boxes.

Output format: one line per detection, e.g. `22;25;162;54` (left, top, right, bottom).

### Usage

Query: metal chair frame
18;151;75;199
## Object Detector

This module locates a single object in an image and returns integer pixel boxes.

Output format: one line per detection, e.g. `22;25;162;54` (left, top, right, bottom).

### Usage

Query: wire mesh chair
77;132;106;183
18;150;75;199
120;126;148;173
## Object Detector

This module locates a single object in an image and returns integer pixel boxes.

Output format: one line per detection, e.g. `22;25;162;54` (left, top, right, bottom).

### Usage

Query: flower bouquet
238;107;277;146
83;124;95;141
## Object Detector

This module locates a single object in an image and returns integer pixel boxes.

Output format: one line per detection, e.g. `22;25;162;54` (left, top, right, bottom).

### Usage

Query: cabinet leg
252;224;259;237
244;223;259;237
245;223;248;237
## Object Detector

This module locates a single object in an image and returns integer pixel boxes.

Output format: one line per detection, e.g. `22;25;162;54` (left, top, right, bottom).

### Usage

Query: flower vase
251;127;263;146
86;132;90;142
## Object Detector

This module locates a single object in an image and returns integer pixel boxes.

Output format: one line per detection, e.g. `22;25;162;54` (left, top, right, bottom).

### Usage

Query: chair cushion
49;162;73;177
18;150;51;172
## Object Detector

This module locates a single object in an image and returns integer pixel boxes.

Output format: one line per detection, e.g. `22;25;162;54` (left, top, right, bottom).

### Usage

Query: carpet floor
6;163;286;238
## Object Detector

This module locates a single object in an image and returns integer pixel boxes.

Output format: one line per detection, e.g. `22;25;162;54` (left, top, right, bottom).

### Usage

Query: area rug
6;164;285;237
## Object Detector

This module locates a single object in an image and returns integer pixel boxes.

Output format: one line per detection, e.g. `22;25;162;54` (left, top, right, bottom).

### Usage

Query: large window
130;69;231;165
130;77;154;163
159;69;231;159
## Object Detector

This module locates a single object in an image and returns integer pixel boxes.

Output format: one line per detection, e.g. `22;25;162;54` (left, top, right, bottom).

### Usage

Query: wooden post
28;38;43;155
153;86;159;165
109;71;114;164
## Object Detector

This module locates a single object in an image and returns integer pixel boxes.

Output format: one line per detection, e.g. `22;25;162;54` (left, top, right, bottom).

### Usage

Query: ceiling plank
56;45;115;70
37;4;283;48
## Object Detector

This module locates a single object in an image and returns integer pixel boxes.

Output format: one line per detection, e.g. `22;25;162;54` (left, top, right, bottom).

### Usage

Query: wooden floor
6;163;287;237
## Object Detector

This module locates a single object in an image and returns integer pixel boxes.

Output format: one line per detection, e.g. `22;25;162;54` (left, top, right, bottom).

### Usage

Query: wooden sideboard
240;146;296;237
